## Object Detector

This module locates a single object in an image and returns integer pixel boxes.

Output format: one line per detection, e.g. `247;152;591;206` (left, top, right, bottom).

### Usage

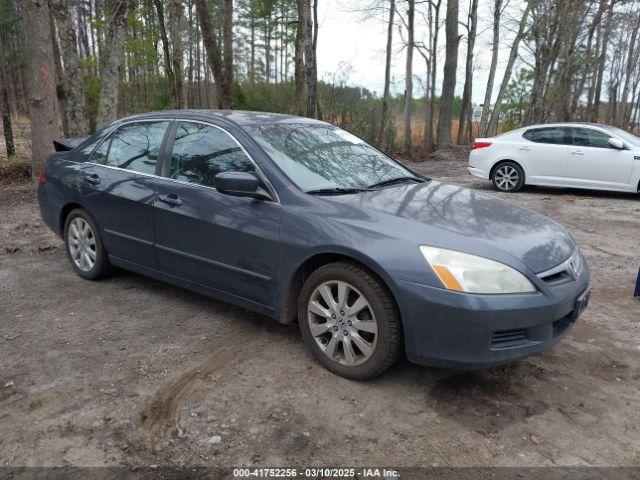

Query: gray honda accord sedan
38;110;591;379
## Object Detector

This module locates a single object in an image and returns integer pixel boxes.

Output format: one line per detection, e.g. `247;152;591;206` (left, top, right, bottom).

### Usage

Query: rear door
515;126;570;185
78;120;171;268
154;120;281;310
565;127;635;189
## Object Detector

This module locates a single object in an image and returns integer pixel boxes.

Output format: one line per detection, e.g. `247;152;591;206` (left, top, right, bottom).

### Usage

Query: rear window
523;127;569;145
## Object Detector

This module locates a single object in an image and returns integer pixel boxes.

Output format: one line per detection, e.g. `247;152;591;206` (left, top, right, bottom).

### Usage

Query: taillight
38;167;46;184
472;141;492;150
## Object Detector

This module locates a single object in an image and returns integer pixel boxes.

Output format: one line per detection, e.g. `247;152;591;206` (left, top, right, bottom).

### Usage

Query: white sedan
468;123;640;194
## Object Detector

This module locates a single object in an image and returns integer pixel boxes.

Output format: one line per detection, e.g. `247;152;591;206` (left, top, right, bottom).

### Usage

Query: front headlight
419;246;536;294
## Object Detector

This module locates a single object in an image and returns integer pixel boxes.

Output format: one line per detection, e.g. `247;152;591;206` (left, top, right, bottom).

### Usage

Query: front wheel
492;161;525;192
63;208;113;280
298;262;401;380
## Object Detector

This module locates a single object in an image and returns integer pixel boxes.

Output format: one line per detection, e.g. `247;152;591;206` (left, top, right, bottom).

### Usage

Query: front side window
243;123;413;191
523;127;568;145
571;128;613;149
88;121;169;175
169;122;255;187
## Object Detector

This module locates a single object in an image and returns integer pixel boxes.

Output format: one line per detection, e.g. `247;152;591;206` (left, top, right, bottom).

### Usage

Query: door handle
518;146;531;151
157;193;182;206
82;173;101;185
571;151;584;156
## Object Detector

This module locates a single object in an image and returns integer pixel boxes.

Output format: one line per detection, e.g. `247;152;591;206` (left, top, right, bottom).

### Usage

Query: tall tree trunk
427;0;441;148
0;71;15;157
456;0;478;145
250;7;256;85
170;0;187;108
292;0;308;115
96;0;130;127
487;1;531;135
378;0;395;148
479;0;502;136
0;24;14;155
222;0;234;105
195;0;233;108
620;12;640;124
22;0;62;181
49;9;67;136
436;0;459;149
153;0;177;105
306;0;318;118
591;0;616;122
403;0;415;156
570;0;608;119
50;0;87;136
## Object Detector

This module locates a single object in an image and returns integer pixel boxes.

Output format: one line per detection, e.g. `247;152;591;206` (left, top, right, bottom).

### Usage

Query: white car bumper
468;166;488;179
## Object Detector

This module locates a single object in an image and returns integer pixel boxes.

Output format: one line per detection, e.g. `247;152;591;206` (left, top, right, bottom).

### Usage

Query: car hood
322;181;575;273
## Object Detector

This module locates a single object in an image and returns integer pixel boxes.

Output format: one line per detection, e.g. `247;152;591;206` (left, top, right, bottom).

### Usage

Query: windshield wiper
367;176;426;189
306;187;373;195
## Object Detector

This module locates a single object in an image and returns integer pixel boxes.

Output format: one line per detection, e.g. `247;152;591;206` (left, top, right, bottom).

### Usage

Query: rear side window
570;128;613;149
523;127;569;145
168;122;255;187
88;121;169;175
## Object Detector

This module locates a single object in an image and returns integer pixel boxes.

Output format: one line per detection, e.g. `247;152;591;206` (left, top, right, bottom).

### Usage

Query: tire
298;262;401;380
63;208;113;280
492;161;525;192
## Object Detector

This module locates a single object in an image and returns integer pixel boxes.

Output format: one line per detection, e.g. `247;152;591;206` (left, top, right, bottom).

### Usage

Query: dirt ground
1;151;639;471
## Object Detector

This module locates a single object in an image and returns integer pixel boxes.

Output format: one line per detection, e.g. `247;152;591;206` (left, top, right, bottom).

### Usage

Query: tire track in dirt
137;326;265;443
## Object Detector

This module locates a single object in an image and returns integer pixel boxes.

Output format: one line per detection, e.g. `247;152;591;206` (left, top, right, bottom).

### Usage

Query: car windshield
600;125;640;147
244;123;418;192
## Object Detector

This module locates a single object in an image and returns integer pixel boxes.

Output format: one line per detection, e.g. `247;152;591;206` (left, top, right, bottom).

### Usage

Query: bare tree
195;0;233;108
153;0;177;106
292;0;308;115
305;0;317;118
591;0;615;122
170;0;186;108
378;0;395;148
479;0;503;135
222;0;234;105
436;0;459;148
487;1;531;135
50;0;87;136
456;0;478;145
403;0;415;155
22;0;61;180
96;0;130;127
426;0;441;148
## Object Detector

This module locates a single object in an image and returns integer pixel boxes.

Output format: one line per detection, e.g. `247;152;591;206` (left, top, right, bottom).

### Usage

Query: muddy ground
1;154;639;470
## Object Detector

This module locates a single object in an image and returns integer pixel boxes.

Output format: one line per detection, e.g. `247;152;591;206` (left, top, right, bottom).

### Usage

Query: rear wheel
492;161;525;192
298;262;401;380
64;209;112;280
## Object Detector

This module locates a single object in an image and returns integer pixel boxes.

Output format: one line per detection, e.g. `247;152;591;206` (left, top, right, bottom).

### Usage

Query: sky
314;0;528;104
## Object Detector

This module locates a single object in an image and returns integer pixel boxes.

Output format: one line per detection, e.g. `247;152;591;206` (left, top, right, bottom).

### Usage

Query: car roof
524;122;611;129
115;109;330;127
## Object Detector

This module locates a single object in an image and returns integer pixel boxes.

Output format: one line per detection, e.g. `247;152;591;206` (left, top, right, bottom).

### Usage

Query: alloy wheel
494;165;520;191
68;217;97;272
307;280;378;366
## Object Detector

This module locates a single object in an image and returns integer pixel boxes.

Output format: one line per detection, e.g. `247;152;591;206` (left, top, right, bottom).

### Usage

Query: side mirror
214;171;272;200
608;138;625;150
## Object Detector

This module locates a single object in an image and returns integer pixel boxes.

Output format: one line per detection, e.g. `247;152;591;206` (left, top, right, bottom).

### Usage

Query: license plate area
572;288;591;321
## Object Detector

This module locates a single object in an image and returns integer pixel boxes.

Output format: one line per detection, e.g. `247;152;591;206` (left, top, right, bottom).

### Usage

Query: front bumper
396;269;590;368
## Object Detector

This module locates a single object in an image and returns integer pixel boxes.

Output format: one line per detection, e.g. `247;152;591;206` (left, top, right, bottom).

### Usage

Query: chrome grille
538;249;582;285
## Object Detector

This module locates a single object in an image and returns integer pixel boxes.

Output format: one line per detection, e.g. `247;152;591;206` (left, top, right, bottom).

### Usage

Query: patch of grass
7;154;26;169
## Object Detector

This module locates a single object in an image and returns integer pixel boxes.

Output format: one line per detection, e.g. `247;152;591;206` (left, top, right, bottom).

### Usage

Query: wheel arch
59;202;86;236
281;251;403;328
490;159;526;182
